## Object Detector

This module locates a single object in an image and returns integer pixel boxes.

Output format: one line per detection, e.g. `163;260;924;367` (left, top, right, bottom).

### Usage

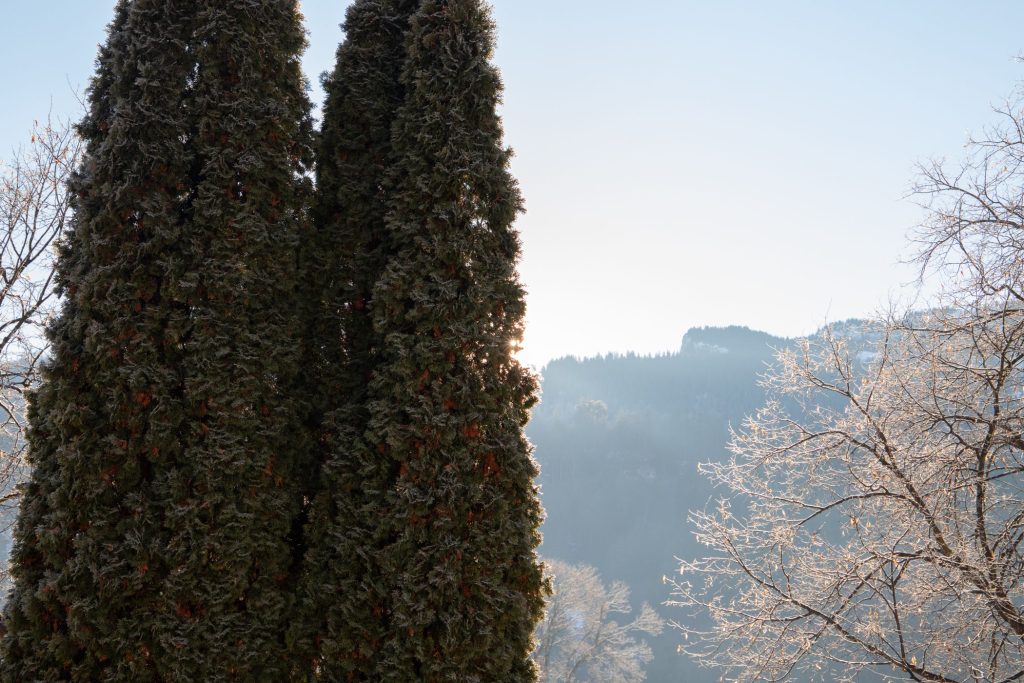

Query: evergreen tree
0;1;313;680
311;0;547;679
297;0;420;677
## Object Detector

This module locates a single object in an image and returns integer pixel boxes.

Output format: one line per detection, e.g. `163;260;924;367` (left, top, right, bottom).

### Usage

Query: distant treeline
529;324;867;683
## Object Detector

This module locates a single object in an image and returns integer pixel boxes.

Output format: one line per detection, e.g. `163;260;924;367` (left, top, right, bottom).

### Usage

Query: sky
3;1;1024;368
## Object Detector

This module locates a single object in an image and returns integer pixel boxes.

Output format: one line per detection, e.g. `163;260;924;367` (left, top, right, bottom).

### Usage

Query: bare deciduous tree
534;559;664;683
671;88;1024;683
0;118;79;537
912;85;1024;308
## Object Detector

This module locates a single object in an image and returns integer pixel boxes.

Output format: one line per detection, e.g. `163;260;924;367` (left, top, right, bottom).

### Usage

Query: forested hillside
528;325;795;682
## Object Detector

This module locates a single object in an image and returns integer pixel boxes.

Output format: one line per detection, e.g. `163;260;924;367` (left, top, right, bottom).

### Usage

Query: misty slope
528;325;794;682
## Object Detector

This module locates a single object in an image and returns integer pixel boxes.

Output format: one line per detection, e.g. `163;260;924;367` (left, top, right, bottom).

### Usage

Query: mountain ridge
528;321;870;682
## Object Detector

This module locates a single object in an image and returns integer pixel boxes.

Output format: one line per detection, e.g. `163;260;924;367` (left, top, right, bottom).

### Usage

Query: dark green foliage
370;0;545;678
296;0;420;677
0;0;313;680
308;0;420;398
306;0;546;679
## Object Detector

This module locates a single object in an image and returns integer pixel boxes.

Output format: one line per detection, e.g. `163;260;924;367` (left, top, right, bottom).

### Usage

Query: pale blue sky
3;1;1023;367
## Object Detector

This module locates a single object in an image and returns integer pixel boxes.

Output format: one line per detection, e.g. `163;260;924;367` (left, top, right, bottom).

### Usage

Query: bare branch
0;116;81;583
675;88;1024;682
